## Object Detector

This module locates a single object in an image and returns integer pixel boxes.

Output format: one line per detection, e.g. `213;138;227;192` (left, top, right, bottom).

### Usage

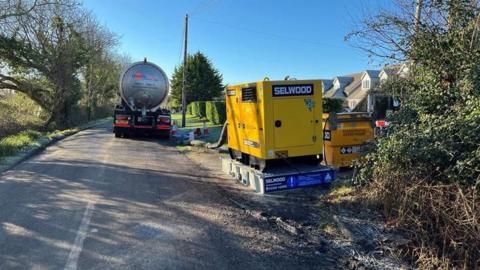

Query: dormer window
333;80;340;90
362;79;370;89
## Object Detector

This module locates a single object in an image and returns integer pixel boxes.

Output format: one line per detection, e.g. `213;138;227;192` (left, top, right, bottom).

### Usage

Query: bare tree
0;0;120;127
80;14;120;120
345;0;416;62
346;0;480;63
0;0;57;20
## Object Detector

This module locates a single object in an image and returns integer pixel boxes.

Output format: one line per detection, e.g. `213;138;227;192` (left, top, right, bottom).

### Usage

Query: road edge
0;118;112;174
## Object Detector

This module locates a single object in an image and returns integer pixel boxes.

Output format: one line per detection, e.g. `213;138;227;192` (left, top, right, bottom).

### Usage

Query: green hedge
187;101;226;124
206;101;226;124
187;101;206;117
322;97;344;113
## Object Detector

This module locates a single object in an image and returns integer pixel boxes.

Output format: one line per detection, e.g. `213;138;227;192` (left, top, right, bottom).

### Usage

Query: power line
189;15;350;49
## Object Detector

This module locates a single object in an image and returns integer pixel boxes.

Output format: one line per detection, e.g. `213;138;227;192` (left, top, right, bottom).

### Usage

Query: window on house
362;79;370;89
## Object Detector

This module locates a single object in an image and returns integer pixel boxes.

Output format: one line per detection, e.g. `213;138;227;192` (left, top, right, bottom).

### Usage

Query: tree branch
0;73;51;109
0;0;74;21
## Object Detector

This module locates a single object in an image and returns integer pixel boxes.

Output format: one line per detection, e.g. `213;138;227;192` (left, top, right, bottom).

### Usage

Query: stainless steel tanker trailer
113;59;171;138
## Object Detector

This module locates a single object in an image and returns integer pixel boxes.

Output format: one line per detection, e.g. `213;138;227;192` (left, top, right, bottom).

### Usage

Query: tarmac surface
0;123;334;269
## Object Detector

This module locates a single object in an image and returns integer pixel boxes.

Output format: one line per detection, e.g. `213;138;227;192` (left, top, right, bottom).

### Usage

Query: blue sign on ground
263;169;335;193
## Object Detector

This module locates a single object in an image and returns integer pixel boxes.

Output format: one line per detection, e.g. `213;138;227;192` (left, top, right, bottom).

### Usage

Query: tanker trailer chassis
113;103;171;138
113;59;171;138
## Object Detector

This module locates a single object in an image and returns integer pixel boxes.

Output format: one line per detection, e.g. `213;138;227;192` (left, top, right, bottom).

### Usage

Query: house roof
384;65;401;75
321;79;333;92
379;64;402;78
348;85;369;100
365;70;381;78
324;69;382;109
334;76;354;85
324;86;345;98
345;70;380;110
324;75;353;98
343;72;364;96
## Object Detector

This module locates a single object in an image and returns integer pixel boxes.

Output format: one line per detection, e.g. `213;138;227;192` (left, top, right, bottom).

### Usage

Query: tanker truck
113;59;171;138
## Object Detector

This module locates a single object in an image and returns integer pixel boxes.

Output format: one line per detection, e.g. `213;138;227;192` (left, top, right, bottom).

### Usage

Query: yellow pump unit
226;80;323;169
322;112;374;167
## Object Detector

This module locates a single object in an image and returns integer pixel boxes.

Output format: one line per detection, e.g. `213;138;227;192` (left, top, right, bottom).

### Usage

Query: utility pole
181;14;188;128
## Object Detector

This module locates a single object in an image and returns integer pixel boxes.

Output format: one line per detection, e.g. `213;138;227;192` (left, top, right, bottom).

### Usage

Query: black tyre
114;132;120;138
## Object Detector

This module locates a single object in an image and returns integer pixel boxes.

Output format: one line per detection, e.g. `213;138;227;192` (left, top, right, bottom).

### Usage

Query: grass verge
171;113;223;144
0;130;43;158
0;118;110;162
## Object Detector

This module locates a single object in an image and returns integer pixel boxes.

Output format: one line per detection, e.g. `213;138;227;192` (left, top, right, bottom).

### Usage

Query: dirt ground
181;146;412;270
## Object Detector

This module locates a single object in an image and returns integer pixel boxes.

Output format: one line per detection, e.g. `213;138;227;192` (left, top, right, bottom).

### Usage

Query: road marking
65;202;95;270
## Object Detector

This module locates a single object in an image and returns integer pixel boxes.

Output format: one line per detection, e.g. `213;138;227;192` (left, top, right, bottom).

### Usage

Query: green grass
171;113;223;143
0;118;110;161
0;130;43;158
0;127;89;161
171;113;220;128
47;128;79;139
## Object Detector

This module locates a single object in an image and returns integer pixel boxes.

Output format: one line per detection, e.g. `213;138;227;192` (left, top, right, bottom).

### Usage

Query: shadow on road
0;128;332;269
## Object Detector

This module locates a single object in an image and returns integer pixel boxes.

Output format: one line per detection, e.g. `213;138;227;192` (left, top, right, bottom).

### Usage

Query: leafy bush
351;2;480;268
205;101;226;124
322;97;344;113
355;80;480;268
197;102;206;118
191;102;198;116
188;102;197;116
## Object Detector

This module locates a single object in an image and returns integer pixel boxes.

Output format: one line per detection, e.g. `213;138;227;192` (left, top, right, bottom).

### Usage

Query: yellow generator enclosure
322;112;374;167
226;80;323;165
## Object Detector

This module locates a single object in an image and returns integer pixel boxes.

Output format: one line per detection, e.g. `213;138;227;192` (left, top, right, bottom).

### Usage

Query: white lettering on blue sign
263;170;335;193
265;177;286;184
272;84;314;97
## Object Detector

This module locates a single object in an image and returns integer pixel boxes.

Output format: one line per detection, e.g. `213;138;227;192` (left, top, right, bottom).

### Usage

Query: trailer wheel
115;132;120;138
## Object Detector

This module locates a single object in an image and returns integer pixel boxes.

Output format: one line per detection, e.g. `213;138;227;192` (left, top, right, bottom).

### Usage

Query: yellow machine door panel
242;104;260;139
226;88;241;151
273;98;315;148
241;102;261;154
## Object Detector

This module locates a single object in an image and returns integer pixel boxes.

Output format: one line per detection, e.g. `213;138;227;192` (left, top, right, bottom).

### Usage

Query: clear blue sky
83;0;392;84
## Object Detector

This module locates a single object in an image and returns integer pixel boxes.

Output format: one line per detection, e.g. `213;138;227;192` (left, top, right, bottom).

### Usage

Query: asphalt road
0;124;328;270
